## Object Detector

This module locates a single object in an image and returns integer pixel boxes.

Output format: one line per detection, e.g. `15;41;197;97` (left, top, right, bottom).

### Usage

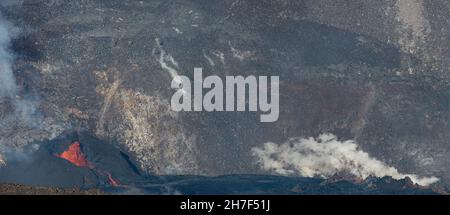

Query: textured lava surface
1;0;450;193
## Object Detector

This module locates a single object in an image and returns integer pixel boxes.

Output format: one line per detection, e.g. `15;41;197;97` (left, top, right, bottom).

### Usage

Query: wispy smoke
0;9;40;123
0;10;43;166
0;12;18;98
0;11;18;166
252;133;439;186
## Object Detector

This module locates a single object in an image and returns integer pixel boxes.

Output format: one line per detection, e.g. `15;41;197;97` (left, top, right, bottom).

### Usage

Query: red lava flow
57;141;121;186
57;142;89;167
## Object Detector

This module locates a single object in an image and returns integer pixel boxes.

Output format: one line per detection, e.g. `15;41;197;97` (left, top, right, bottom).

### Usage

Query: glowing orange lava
106;172;120;187
58;142;89;167
57;141;121;187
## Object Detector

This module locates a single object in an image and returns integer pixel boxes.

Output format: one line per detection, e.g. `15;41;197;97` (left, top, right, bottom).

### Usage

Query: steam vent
1;0;450;195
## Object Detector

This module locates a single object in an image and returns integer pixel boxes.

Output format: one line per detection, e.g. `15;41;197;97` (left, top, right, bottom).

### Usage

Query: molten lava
58;142;89;167
106;172;120;187
57;141;121;187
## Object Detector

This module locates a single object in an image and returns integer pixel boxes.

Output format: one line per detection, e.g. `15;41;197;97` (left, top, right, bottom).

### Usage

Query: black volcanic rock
104;174;443;195
0;183;104;195
0;132;145;188
0;0;450;192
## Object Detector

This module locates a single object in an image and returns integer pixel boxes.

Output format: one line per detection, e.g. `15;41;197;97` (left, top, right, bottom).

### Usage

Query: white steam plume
252;133;439;186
